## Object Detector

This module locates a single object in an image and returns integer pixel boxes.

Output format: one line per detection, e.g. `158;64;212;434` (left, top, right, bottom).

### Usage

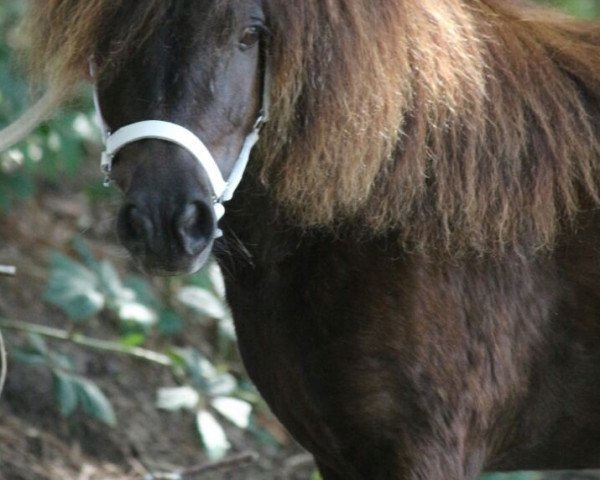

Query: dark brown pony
25;0;600;478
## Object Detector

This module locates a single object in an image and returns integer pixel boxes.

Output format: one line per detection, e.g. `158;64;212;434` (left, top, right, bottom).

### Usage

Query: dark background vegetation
0;1;599;479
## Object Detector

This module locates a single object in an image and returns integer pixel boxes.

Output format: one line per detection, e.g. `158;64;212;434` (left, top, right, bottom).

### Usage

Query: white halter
90;60;269;227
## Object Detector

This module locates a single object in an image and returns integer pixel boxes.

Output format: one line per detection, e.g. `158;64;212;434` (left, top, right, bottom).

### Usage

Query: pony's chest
217;237;390;458
221;247;353;409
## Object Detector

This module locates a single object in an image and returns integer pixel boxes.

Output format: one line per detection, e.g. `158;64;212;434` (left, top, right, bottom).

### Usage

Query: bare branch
0;318;173;367
0;328;6;398
0;89;60;153
0;265;17;277
148;451;259;480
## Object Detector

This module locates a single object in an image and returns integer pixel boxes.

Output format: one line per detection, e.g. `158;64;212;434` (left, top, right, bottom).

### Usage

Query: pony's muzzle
117;194;216;275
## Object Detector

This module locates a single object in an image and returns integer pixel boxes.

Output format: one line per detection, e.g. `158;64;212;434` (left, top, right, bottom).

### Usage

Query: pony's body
219;178;600;478
24;0;600;478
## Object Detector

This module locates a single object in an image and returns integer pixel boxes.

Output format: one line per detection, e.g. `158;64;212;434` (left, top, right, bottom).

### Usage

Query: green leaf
176;349;237;396
119;333;147;347
206;373;237;397
208;263;226;298
211;397;252;429
186;263;214;291
26;333;48;355
52;371;78;417
196;410;230;461
72;237;100;271
177;286;229;320
44;252;105;320
116;301;157;326
177;349;214;390
11;349;48;366
5;173;33;199
311;472;323;480
50;351;75;371
124;276;162;310
0;191;10;211
479;473;541;480
165;348;188;369
71;113;98;142
546;0;600;17
218;317;237;342
156;386;200;412
97;260;128;300
74;377;117;426
157;309;185;336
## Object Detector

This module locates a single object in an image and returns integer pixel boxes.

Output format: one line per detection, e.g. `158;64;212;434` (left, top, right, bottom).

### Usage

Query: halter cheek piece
90;60;270;238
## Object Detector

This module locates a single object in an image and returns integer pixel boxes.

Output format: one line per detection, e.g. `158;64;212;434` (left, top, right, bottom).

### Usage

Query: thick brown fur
25;0;600;255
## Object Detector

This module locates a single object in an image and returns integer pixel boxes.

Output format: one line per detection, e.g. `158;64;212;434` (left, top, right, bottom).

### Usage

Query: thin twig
149;451;259;480
0;318;173;367
0;265;17;277
0;89;60;152
281;453;316;479
0;327;7;398
181;452;259;477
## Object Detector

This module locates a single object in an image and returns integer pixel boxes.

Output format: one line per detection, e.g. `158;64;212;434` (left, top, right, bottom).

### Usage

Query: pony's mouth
131;242;214;277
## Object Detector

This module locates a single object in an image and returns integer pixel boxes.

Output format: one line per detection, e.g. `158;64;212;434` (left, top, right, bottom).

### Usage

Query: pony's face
95;0;266;275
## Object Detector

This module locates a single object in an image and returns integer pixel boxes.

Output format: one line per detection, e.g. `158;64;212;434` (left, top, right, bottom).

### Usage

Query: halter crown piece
90;60;270;238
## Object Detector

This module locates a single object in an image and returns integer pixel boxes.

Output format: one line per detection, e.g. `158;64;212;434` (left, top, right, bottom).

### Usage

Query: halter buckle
253;113;265;131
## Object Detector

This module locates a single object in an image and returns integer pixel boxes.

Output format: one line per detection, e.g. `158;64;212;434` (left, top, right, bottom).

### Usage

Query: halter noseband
90;59;270;235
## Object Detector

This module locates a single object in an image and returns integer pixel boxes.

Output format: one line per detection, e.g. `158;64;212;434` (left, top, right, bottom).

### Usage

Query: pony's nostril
179;203;201;231
129;206;153;239
176;202;214;255
119;204;154;246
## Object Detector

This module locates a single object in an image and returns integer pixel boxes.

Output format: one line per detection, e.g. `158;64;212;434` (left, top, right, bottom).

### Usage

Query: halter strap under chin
90;58;269;231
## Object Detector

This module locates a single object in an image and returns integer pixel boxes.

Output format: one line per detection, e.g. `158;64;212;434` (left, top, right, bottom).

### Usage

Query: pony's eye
239;26;261;51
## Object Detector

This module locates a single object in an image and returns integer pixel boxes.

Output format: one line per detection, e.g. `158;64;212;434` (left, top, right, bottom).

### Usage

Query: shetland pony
25;1;600;478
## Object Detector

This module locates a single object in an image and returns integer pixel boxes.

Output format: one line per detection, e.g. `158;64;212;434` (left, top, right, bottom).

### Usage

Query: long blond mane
25;0;600;254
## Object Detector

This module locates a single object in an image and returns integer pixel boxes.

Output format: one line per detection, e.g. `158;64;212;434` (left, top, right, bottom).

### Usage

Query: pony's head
88;0;267;274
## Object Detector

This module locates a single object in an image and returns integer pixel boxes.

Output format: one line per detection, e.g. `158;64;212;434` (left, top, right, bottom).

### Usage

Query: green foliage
53;370;79;417
44;251;106;321
74;376;117;426
157;348;253;459
0;3;98;210
53;368;117;426
543;0;600;17
13;333;116;426
41;237;258;459
480;474;542;480
45;238;162;330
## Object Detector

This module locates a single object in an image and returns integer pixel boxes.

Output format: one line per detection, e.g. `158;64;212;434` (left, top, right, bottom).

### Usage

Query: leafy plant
480;474;542;480
0;3;100;210
37;237;257;459
157;349;253;460
12;333;116;425
44;238;162;332
544;0;600;17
